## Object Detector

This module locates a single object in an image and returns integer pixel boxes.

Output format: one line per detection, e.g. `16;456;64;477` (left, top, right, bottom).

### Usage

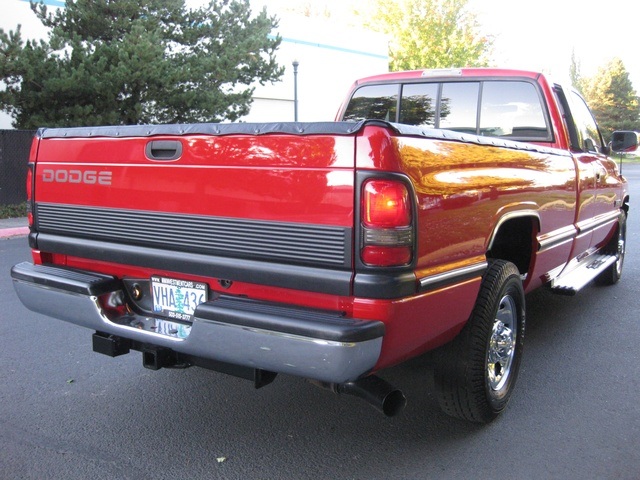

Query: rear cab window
440;82;480;134
342;78;552;143
399;83;438;127
341;84;399;123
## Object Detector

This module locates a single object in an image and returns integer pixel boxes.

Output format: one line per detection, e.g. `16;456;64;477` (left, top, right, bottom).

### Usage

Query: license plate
151;276;208;321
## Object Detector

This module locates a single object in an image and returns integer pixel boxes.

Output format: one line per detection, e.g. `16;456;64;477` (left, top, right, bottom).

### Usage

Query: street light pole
292;60;299;122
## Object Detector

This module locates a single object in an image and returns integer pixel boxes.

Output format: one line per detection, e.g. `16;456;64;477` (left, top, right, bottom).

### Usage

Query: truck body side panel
355;125;579;293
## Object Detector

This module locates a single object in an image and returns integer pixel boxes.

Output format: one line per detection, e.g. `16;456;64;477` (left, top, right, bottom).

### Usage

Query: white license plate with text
151;276;208;321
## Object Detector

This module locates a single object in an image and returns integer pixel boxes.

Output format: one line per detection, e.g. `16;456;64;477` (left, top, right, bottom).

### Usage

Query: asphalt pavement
2;166;640;479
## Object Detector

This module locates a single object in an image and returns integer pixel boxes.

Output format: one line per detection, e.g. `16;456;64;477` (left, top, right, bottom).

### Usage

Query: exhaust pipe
314;375;407;417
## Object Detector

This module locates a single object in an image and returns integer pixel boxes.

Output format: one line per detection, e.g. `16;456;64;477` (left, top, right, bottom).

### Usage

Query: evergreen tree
365;0;492;71
0;0;283;128
582;58;640;142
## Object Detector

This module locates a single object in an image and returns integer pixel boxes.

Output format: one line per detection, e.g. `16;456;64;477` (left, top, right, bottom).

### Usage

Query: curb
0;227;29;239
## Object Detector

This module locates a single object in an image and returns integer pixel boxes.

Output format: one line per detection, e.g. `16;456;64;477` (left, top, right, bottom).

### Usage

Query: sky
280;0;640;89
258;0;640;89
7;0;640;89
3;0;639;128
468;0;640;88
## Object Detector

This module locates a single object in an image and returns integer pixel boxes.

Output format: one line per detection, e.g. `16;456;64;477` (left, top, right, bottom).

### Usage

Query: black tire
434;260;525;423
597;211;627;286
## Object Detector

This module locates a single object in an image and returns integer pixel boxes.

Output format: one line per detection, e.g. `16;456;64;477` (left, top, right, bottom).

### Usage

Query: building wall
245;13;388;122
0;0;388;128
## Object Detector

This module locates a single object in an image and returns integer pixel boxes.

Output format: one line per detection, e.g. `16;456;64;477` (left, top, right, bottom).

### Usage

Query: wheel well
487;216;537;276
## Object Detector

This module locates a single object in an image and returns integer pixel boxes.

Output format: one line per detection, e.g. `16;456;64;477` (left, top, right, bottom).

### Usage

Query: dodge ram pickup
11;68;630;423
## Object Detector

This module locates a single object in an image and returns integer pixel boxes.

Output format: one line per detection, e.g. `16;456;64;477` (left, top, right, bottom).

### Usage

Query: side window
342;84;399;122
399;83;438;127
480;81;549;139
569;91;602;153
439;82;480;134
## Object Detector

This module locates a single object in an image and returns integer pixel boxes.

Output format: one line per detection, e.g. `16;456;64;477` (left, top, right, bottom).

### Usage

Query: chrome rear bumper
11;262;384;383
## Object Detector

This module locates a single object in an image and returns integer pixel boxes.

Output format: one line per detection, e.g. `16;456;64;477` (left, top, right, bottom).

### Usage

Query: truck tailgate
32;123;357;274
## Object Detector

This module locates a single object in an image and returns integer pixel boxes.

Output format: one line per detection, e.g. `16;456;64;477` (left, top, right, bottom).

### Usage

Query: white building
0;0;388;128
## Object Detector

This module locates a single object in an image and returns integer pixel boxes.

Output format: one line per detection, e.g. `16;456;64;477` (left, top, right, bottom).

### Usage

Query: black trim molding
35;233;353;296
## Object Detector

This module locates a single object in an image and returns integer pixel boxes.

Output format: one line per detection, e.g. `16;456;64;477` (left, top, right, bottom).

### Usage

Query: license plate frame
151;275;208;322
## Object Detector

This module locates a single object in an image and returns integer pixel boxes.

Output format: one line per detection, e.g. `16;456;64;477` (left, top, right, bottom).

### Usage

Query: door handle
145;140;183;160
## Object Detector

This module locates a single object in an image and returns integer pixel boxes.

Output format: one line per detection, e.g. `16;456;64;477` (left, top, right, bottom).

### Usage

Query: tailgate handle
145;140;183;161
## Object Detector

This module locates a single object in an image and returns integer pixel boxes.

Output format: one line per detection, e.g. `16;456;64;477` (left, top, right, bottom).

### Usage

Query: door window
569;91;603;153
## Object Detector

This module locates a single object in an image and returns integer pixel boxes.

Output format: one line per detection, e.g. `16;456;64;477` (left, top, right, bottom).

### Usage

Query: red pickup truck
11;68;630;423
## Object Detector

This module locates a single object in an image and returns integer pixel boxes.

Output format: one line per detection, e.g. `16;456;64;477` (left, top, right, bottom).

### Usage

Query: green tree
570;49;584;95
365;0;492;71
0;0;283;128
582;58;640;142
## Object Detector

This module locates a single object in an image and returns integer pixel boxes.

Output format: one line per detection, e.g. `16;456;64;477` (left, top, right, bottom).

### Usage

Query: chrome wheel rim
487;294;517;392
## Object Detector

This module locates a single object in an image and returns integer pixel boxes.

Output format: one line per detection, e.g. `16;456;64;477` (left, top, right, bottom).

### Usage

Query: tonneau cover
37;121;369;139
37;120;567;156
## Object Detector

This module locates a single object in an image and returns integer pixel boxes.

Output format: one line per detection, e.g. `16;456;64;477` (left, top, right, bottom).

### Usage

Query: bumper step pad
11;261;120;295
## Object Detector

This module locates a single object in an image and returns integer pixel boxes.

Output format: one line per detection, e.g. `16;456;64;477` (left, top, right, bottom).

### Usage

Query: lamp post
292;60;299;122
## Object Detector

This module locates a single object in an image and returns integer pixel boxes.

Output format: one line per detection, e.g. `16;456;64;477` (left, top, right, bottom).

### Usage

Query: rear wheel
434;260;525;423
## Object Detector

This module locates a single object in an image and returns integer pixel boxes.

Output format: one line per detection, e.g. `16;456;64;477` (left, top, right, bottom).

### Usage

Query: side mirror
611;130;639;153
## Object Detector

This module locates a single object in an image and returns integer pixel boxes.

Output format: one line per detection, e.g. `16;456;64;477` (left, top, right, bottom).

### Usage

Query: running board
549;254;617;296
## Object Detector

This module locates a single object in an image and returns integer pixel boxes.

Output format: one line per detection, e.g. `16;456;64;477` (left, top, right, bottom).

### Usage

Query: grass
614;153;640;164
0;202;27;219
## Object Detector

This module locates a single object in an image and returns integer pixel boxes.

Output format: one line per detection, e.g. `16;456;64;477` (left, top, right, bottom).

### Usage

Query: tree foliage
570;49;584;95
365;0;492;71
0;0;283;128
581;58;640;142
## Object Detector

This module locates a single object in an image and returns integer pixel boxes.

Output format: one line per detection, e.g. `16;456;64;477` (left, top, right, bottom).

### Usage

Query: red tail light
361;179;413;267
362;181;411;227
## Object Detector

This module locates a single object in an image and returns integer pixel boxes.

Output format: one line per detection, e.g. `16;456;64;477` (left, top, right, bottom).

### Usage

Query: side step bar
549;254;617;296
